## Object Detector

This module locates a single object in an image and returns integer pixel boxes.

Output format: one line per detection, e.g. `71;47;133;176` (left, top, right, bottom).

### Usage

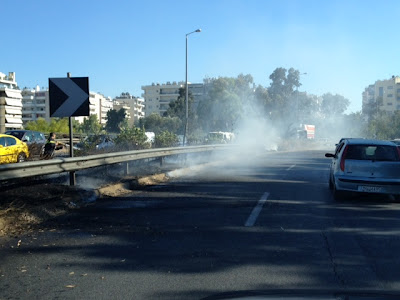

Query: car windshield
346;145;400;161
5;131;24;140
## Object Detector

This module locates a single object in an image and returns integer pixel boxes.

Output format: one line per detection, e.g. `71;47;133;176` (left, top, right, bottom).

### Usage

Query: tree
139;113;182;134
320;93;350;118
77;114;102;135
367;111;400;139
105;108;127;133
163;88;194;120
268;67;301;120
25;118;50;132
197;74;255;133
154;131;179;148
114;125;150;150
25;117;73;134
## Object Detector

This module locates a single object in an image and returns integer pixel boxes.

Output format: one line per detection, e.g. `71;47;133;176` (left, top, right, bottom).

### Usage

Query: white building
0;72;23;132
362;76;400;115
75;92;113;125
113;100;131;124
141;81;204;116
113;92;145;125
21;86;50;124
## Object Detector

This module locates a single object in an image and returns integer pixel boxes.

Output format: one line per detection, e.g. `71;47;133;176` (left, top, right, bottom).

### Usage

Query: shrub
154;131;179;148
114;126;151;150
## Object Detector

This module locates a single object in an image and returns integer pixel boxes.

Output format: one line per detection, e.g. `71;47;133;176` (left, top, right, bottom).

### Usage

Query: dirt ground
0;172;170;238
0;183;96;237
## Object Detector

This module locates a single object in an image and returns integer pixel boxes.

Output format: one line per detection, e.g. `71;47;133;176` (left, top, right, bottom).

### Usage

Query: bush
114;126;151;150
154;131;179;148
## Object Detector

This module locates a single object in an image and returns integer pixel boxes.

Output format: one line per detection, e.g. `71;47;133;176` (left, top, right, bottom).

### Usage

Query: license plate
358;186;384;193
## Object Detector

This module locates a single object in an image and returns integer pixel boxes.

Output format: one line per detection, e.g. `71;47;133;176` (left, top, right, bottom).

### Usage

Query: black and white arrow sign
49;77;89;117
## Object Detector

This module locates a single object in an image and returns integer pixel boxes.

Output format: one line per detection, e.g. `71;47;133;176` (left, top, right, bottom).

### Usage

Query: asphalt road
1;148;400;299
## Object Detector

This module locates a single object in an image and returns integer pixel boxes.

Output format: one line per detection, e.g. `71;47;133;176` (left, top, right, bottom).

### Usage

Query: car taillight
340;145;348;172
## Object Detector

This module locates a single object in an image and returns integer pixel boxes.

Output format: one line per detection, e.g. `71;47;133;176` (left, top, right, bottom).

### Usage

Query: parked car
325;138;400;200
0;134;30;164
4;130;46;158
75;135;115;151
391;139;400;146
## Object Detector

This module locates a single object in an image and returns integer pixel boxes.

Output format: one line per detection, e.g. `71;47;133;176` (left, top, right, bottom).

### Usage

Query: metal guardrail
0;145;230;181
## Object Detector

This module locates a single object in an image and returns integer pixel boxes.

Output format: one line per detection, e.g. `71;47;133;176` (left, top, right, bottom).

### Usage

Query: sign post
67;73;75;185
49;74;89;186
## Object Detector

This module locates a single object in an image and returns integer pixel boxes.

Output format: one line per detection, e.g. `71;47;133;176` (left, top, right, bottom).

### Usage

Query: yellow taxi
0;133;30;164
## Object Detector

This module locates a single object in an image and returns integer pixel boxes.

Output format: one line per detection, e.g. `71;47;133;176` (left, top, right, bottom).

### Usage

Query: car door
0;137;16;164
0;137;10;163
5;136;19;163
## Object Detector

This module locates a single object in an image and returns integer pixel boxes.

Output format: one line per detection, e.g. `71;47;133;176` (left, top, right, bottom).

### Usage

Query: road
1;149;400;299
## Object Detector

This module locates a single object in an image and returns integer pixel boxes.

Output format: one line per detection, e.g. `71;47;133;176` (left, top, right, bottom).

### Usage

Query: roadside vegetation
24;67;400;154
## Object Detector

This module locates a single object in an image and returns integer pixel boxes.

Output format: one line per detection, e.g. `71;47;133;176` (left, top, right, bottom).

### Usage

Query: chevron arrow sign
49;77;89;117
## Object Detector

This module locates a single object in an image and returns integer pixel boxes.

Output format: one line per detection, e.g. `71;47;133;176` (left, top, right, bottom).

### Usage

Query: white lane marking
245;192;270;227
286;164;296;171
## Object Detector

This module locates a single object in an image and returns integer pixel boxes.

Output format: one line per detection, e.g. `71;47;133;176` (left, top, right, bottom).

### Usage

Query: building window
388;86;393;89
388;102;393;106
388;94;393;97
379;87;384;97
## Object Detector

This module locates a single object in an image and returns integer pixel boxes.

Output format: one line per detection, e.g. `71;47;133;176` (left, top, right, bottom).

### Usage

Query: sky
3;0;400;113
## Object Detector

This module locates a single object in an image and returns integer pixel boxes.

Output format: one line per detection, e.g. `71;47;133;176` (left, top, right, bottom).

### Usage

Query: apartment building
0;72;23;132
21;86;50;124
75;92;113;125
141;81;204;116
362;76;400;115
113;100;131;125
113;92;145;125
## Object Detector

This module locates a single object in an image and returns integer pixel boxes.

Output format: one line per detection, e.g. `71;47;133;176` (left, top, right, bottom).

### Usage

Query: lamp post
183;28;201;146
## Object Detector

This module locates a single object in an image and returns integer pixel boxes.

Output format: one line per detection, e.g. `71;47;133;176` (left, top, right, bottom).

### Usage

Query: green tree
197;74;255;133
320;93;350;117
105;108;127;133
139;113;182;134
154;131;179;148
49;118;70;134
163;88;194;121
77;115;102;135
25;118;50;132
114;125;150;150
367;111;400;139
267;67;301;120
25;117;73;134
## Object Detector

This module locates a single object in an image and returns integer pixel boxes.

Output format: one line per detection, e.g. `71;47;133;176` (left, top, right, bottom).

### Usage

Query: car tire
17;153;26;163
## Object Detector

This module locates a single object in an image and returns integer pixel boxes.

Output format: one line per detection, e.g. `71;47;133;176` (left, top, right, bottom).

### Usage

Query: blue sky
3;0;400;113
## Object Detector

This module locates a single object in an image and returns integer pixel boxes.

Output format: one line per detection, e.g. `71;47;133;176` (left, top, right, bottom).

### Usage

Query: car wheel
17;153;26;163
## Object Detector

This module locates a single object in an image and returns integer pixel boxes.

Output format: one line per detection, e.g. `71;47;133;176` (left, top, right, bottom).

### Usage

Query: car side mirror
325;153;335;158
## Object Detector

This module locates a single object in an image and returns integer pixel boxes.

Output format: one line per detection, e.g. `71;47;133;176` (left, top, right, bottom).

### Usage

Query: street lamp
183;28;201;146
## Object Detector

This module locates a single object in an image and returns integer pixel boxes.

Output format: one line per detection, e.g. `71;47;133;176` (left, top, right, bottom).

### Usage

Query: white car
325;138;400;200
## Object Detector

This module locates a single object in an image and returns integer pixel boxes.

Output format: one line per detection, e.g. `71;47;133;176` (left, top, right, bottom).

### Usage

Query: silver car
325;138;400;200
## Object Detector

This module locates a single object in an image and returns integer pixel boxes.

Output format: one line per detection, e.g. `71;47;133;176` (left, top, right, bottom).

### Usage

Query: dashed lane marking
244;192;270;227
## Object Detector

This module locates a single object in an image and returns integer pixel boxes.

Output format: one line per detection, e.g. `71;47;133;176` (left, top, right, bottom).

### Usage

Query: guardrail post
124;162;129;175
160;156;164;166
